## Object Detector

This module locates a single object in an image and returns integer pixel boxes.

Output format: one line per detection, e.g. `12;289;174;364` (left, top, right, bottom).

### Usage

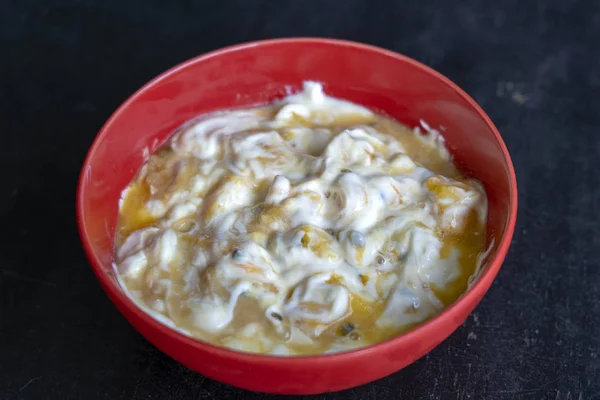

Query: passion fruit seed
232;248;245;261
349;230;366;247
339;323;355;336
301;233;310;247
398;249;408;262
271;312;283;321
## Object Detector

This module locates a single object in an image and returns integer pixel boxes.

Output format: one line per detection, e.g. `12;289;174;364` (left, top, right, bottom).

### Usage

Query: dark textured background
2;0;600;399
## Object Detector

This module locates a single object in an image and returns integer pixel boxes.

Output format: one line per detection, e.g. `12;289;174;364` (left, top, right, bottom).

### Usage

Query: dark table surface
2;0;599;399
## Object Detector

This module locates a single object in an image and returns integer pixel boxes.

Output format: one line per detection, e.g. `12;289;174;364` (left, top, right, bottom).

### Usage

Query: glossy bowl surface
77;38;517;395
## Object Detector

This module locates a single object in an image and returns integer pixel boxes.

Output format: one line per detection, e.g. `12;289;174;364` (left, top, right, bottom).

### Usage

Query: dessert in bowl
114;81;490;355
77;38;517;394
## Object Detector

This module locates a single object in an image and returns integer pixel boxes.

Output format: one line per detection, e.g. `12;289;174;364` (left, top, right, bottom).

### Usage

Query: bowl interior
78;38;516;362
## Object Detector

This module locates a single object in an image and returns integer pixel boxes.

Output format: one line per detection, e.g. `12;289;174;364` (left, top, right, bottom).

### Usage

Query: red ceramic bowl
77;38;517;394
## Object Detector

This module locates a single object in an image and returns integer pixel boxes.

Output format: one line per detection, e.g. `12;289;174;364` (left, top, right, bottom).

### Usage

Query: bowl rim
77;37;518;363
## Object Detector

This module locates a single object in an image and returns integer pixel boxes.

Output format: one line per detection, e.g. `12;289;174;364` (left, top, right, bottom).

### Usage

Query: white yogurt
114;82;488;355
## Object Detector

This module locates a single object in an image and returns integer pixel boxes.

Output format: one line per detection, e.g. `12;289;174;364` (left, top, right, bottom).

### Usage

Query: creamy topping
114;82;488;355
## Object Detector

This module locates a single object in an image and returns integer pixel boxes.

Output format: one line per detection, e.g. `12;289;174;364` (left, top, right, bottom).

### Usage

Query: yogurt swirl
114;82;488;355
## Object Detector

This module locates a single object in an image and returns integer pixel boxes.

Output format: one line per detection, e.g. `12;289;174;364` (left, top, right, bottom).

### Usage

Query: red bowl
77;38;517;394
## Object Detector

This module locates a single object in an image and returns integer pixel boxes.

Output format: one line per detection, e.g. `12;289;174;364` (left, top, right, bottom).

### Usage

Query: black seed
340;323;355;336
232;248;245;261
271;312;283;321
398;250;408;262
341;168;352;173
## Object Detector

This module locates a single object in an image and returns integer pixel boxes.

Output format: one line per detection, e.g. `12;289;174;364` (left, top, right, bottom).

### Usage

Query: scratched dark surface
1;0;599;399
